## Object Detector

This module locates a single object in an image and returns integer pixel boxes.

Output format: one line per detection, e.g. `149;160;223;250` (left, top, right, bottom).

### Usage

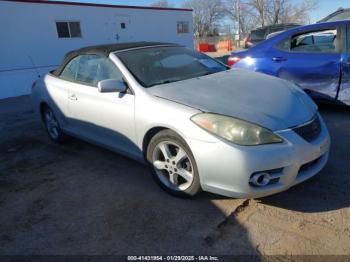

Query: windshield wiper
147;72;218;87
193;71;214;78
148;79;181;87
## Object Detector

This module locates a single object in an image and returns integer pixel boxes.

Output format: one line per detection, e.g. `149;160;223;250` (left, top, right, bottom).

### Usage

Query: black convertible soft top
52;42;179;76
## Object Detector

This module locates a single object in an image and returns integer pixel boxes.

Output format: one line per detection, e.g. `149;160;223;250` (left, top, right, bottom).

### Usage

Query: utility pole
236;0;241;47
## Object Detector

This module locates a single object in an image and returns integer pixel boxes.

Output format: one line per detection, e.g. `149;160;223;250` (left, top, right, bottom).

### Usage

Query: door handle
68;94;78;101
272;57;287;62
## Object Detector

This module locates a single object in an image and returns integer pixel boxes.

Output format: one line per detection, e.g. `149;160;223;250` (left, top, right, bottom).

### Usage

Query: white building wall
0;1;193;99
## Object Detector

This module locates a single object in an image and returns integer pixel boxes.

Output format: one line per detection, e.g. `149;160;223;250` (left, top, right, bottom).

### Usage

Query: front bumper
187;113;330;198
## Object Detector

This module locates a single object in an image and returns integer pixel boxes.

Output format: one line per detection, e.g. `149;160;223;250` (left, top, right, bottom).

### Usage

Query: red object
227;56;241;67
198;43;216;52
217;40;232;51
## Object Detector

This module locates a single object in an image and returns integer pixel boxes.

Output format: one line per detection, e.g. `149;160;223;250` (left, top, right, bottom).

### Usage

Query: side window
76;55;124;86
290;29;338;53
56;21;82;38
96;58;124;83
276;37;291;51
76;55;99;86
177;21;189;34
60;56;79;81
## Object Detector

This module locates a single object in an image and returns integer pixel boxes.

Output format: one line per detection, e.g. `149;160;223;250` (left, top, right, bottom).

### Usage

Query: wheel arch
143;126;202;196
141;125;194;159
142;126;169;157
39;102;49;122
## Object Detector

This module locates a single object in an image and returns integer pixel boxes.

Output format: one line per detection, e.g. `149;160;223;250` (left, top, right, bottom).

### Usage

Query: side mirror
98;79;127;93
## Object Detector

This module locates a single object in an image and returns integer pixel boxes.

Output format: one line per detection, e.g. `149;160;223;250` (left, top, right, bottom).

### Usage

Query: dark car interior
290;29;338;53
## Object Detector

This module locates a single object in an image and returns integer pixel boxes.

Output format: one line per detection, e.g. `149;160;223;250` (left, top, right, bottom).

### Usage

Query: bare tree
150;0;174;8
226;0;318;36
250;0;318;26
225;0;257;37
182;0;225;37
249;0;269;26
275;0;318;24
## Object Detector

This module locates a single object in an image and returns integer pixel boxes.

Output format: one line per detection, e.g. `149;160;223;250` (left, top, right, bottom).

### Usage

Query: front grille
293;115;321;142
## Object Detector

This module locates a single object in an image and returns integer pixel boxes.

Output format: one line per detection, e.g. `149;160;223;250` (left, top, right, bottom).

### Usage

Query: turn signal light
227;56;241;67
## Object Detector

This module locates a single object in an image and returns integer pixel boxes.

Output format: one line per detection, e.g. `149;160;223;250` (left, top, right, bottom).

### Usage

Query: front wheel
146;130;201;197
42;105;66;143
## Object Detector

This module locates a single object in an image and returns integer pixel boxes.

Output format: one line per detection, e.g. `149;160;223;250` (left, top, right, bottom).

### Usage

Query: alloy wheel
152;141;194;191
44;108;60;140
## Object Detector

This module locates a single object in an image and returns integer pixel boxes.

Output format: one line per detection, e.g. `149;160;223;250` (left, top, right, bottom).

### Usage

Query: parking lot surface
0;95;349;255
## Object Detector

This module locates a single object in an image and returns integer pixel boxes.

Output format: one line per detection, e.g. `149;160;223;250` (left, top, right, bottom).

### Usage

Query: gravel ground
0;95;349;255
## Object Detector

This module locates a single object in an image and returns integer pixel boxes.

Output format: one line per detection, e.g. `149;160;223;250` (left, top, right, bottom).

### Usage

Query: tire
146;129;201;197
42;105;66;143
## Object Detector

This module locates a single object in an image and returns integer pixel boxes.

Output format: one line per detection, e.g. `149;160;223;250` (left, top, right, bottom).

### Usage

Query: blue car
228;21;350;105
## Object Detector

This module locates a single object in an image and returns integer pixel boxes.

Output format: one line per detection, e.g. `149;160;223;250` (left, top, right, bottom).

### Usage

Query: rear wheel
146;130;201;197
42;106;66;143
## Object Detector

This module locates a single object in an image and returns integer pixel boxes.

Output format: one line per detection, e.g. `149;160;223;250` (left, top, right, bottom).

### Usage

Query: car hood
147;69;317;131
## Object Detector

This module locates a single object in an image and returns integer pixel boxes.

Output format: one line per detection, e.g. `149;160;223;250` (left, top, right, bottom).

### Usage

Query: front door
272;27;341;100
46;56;80;128
67;54;139;158
338;23;350;105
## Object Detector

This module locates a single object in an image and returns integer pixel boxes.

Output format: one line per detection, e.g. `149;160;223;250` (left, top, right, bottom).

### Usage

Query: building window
56;21;82;38
177;21;189;34
121;23;126;29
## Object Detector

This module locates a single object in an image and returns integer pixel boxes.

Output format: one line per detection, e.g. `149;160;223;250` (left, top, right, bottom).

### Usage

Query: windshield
251;29;267;41
327;10;350;22
116;46;227;87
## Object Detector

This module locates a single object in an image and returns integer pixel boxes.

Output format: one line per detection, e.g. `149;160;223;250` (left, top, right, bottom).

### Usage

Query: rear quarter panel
32;74;70;128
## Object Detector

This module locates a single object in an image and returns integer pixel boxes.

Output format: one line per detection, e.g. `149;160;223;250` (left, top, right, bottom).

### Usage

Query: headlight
191;113;283;146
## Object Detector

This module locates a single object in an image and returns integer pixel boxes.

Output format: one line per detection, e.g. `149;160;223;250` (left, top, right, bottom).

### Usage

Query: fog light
249;172;271;187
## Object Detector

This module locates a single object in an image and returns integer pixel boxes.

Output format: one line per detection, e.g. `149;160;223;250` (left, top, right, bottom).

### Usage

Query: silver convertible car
32;42;330;198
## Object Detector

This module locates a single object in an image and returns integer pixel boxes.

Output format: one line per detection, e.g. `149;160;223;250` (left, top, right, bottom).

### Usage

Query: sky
51;0;349;23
